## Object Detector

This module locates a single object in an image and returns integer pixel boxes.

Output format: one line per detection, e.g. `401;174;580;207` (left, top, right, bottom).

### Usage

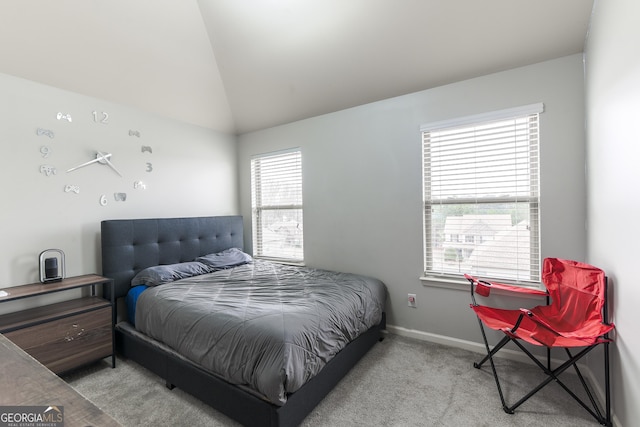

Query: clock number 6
92;111;109;124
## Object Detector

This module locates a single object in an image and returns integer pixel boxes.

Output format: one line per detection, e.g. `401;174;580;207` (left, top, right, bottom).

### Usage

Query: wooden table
0;333;121;427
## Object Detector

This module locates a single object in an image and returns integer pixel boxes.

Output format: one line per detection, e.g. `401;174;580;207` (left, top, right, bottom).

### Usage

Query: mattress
134;260;386;405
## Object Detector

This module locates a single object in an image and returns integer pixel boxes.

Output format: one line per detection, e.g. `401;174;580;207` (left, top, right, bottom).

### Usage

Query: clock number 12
92;111;109;124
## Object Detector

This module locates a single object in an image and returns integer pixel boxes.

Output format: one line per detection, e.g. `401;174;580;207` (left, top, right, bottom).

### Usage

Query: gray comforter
134;260;386;405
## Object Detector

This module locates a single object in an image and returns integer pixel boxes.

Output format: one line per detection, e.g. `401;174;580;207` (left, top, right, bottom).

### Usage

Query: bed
101;215;386;427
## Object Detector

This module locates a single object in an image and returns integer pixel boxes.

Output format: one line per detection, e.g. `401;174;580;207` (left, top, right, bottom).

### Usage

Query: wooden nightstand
0;274;115;374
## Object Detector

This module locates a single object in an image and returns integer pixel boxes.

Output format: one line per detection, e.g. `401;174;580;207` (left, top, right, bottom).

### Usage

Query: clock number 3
92;110;109;124
146;162;153;172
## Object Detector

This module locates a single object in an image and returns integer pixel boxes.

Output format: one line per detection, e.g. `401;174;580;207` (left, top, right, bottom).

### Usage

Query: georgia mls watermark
0;406;63;427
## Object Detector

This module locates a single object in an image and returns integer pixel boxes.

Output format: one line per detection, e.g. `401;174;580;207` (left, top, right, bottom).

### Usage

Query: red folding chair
466;258;614;426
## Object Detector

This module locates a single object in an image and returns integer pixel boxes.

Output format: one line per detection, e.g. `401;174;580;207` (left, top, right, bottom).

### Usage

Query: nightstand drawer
3;306;112;374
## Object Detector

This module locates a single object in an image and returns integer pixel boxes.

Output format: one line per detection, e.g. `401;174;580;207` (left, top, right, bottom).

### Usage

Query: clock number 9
92;111;109;124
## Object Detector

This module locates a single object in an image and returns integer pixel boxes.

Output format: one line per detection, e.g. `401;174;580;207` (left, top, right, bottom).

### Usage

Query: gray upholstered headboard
101;215;244;300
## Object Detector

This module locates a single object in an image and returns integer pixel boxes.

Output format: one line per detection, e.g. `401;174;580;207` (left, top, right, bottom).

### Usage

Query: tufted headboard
101;215;244;300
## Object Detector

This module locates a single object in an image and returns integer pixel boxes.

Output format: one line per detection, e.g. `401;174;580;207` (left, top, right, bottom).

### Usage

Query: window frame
250;148;304;263
421;103;543;286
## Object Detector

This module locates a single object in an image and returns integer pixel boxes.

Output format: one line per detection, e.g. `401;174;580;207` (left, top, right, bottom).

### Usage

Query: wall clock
37;110;153;206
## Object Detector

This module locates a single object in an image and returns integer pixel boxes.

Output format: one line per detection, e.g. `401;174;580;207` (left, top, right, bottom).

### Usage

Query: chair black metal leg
474;334;511;369
604;341;612;427
494;342;610;426
474;328;613;426
475;317;512;413
565;348;605;421
506;344;593;409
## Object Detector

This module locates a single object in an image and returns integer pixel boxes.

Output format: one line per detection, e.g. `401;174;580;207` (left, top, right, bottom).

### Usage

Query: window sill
419;275;470;291
255;257;305;267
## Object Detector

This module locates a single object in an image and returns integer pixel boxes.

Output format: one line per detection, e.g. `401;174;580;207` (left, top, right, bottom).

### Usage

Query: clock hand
96;151;122;177
67;153;113;173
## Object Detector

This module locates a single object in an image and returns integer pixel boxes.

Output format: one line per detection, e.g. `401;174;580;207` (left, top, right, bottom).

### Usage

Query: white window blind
251;149;303;262
422;104;543;284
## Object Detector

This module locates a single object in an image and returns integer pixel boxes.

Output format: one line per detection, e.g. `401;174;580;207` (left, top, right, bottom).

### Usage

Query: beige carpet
64;334;603;426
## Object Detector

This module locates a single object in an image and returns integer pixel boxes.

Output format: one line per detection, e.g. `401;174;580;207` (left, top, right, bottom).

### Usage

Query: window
251;149;303;262
422;104;543;284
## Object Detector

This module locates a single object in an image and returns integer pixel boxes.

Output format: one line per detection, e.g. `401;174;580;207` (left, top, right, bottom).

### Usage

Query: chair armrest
465;273;548;298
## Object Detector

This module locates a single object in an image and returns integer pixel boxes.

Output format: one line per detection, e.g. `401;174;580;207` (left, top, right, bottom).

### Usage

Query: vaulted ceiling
0;1;593;135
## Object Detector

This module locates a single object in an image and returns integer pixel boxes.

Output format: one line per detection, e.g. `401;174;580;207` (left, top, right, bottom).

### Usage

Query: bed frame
101;215;385;427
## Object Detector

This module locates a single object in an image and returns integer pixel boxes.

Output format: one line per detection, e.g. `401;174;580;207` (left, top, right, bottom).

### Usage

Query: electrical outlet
408;293;417;308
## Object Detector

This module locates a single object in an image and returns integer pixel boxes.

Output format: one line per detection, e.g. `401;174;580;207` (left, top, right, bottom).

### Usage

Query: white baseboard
386;324;541;365
385;324;619;427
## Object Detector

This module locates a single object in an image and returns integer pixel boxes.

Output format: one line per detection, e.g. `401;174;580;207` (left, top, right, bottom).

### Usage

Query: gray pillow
195;248;253;270
131;261;211;286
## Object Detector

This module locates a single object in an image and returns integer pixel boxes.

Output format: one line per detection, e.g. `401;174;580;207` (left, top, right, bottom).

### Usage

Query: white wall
585;0;640;425
238;54;586;344
0;73;238;311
